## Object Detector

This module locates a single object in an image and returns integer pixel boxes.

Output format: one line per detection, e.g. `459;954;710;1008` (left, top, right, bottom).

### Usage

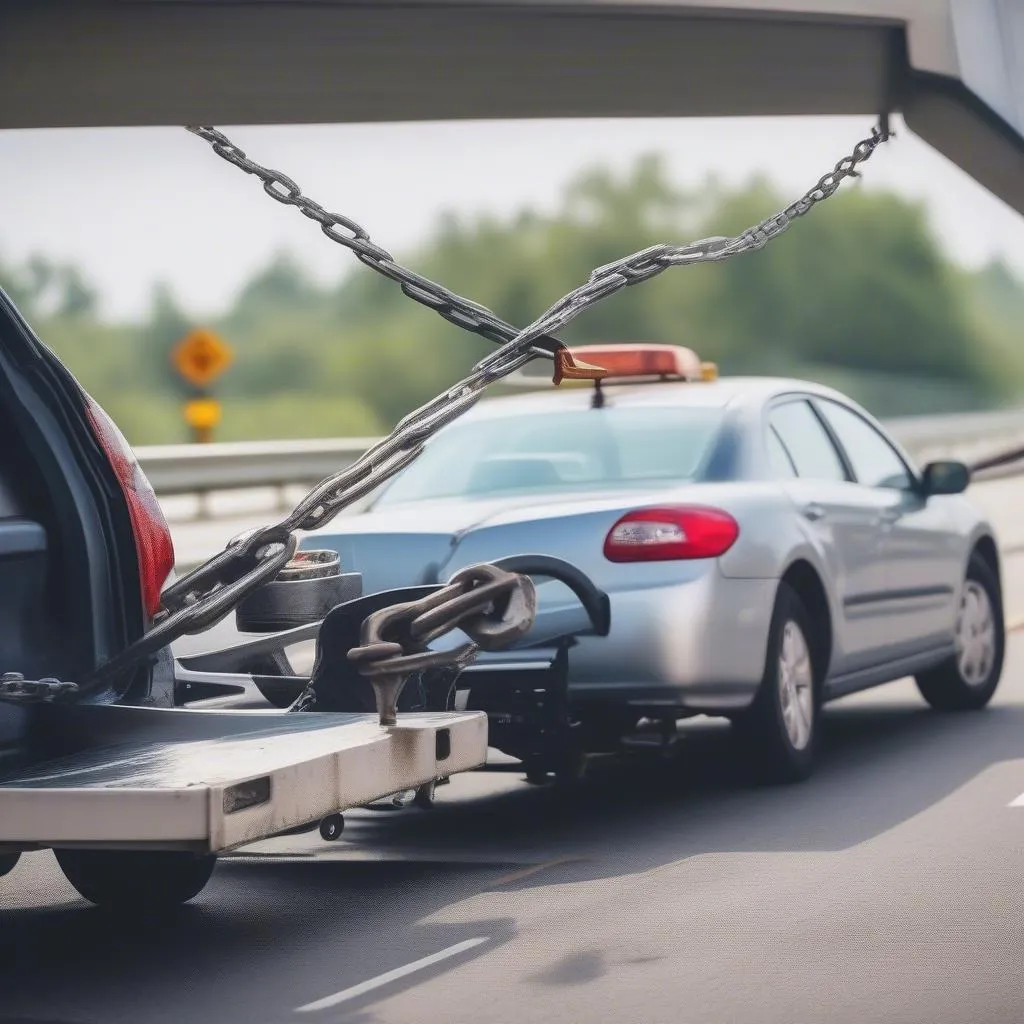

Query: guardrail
138;437;377;496
139;409;1024;519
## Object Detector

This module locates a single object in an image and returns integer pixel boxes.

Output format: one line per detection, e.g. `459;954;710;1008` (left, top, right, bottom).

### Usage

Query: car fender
717;489;840;665
716;486;832;585
964;520;1002;592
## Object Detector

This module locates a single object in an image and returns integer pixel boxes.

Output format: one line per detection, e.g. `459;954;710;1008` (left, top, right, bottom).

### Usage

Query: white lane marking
295;937;489;1013
1008;792;1024;807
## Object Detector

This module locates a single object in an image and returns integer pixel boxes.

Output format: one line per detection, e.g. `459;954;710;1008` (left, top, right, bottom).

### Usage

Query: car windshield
373;404;725;507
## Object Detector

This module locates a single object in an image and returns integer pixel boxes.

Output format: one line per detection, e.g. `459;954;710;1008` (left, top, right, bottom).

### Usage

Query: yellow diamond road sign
172;329;233;388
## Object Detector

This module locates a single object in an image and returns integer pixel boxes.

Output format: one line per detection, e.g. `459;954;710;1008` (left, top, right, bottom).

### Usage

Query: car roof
460;375;856;422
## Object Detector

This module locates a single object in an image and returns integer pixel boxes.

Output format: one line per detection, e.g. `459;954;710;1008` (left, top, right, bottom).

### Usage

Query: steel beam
1;1;1020;212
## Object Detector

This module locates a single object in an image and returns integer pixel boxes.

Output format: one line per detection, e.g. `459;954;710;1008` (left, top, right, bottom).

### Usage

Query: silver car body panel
307;376;997;713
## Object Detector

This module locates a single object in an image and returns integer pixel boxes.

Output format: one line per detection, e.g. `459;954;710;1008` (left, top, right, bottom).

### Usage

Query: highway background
1;471;1022;1024
3;4;1024;1022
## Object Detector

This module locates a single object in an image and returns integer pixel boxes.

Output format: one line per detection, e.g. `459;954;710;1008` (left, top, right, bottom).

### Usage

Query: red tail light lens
84;399;175;617
603;506;739;562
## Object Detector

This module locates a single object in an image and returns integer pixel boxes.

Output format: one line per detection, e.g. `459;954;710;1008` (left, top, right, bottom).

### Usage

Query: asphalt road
3;623;1024;1022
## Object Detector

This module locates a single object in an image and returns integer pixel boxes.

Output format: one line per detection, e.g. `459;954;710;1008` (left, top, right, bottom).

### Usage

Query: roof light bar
565;344;710;382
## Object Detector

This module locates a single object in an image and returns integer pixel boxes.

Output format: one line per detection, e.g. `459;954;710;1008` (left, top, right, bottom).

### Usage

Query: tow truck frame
0;703;486;856
0;117;909;907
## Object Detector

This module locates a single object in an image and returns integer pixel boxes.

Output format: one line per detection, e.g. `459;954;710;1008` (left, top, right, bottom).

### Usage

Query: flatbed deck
0;704;487;853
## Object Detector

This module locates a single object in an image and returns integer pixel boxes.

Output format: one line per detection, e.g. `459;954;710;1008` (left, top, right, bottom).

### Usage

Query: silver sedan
307;352;1004;781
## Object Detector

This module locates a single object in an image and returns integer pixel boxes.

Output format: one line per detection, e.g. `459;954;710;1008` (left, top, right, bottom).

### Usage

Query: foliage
2;156;1022;444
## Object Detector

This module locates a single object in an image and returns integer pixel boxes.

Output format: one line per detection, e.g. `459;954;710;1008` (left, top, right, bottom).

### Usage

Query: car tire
735;582;819;784
915;554;1004;712
0;852;20;879
55;849;217;911
247;652;303;709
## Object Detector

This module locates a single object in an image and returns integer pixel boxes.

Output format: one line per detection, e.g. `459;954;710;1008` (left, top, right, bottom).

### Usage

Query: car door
768;397;897;674
813;397;962;656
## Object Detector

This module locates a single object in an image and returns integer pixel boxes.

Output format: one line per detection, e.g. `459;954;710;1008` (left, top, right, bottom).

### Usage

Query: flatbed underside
2;1;1022;216
0;705;487;853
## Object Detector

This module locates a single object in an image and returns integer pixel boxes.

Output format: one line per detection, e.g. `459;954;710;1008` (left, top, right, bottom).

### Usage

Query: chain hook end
552;348;609;386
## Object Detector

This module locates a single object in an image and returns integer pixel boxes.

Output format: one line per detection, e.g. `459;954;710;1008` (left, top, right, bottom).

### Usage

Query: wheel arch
779;559;833;685
970;532;1002;598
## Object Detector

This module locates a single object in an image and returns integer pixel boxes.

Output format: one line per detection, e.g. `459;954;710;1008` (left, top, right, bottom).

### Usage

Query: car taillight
603;506;739;562
84;398;175;617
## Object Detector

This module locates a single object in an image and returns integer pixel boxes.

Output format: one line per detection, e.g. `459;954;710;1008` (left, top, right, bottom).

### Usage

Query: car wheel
248;652;302;709
0;852;20;879
915;554;1004;712
736;582;819;783
55;849;217;911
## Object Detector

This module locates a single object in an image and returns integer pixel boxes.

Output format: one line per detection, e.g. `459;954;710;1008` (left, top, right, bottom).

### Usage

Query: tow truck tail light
84;398;175;617
603;506;739;562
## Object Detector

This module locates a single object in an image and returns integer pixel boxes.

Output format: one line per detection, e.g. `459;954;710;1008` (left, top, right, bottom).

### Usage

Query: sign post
170;328;233;443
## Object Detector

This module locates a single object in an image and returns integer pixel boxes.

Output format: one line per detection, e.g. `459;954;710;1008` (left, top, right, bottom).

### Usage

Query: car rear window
373;405;725;506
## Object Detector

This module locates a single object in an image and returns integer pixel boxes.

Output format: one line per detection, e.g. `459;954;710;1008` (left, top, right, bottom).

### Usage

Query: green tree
2;156;1021;445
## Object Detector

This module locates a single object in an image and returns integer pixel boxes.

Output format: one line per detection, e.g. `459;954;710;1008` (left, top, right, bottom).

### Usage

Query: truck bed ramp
0;705;486;853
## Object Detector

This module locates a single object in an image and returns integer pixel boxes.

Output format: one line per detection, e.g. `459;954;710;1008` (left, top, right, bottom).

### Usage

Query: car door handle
801;503;826;522
874;509;901;527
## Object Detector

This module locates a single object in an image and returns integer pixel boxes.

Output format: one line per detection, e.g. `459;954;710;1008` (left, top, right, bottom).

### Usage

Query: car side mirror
921;460;969;497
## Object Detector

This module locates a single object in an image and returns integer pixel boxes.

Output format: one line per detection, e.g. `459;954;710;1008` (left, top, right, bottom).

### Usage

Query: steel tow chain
343;564;537;725
0;672;79;704
185;123;890;381
184;126;563;364
75;122;890;691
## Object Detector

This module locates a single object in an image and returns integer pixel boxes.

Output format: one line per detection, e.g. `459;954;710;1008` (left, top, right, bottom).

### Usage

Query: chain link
0;672;79;703
345;564;537;725
80;122;890;690
185;126;562;362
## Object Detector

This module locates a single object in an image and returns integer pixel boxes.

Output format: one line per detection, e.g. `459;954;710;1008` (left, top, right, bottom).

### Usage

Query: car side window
766;426;797;479
768;400;846;481
815;400;912;490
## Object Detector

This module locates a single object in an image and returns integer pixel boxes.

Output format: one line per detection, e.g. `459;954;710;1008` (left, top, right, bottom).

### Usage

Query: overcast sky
2;114;1023;321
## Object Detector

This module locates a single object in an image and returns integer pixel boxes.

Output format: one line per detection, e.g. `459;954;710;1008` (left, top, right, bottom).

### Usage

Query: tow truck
0;120;885;910
0;117;987;909
3;0;1021;914
0;283;557;909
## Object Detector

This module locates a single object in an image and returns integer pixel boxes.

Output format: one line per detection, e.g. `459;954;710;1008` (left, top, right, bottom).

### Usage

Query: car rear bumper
564;569;777;712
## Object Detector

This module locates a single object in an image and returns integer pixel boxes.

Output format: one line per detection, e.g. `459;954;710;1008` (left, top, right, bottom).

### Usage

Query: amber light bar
566;344;711;382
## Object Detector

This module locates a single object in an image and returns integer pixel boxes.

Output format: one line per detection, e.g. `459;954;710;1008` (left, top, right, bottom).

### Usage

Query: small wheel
916;554;1004;712
319;813;345;841
0;852;21;879
54;849;216;911
735;582;819;783
413;781;438;809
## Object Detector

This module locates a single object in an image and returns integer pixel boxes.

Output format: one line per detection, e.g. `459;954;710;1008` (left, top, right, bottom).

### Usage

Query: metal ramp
0;704;486;853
